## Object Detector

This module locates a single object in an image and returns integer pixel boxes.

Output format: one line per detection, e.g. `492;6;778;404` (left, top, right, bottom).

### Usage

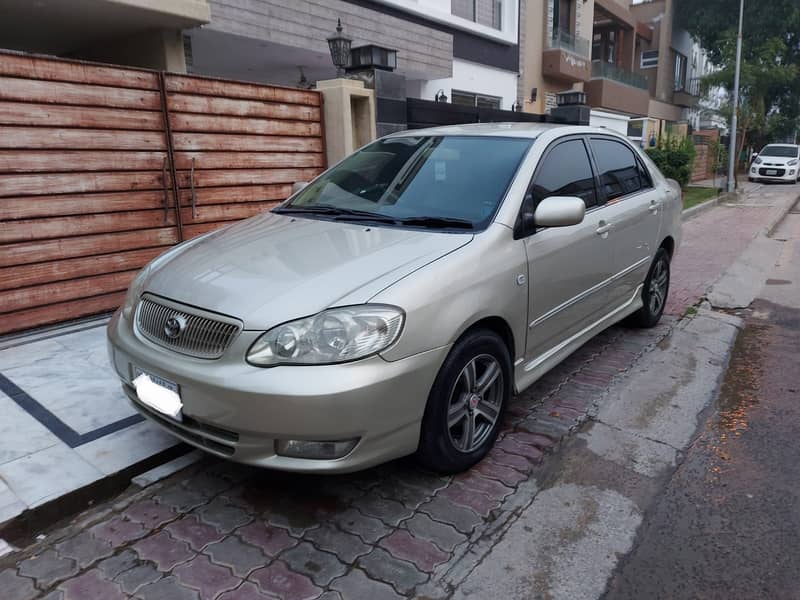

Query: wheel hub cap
468;393;481;409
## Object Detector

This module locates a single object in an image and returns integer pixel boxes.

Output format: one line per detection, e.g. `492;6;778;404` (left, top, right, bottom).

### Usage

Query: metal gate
0;52;325;335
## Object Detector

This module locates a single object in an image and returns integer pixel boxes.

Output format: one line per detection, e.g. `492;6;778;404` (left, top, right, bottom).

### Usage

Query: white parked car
749;144;800;183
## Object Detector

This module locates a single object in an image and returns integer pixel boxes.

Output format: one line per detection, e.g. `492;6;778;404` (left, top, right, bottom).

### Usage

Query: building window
452;0;503;30
674;52;688;91
641;50;659;69
592;29;617;64
451;90;502;109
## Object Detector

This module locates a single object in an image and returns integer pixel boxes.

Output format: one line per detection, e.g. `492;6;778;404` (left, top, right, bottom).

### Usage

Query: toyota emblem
164;315;187;339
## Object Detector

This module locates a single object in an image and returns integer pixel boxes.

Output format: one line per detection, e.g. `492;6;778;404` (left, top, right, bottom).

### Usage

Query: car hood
144;212;473;330
757;156;797;165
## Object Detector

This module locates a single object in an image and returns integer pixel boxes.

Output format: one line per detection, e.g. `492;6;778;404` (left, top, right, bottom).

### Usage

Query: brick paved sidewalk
1;188;796;600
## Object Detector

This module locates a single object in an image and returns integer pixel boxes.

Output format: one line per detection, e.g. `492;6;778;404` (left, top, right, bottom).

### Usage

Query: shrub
646;135;697;187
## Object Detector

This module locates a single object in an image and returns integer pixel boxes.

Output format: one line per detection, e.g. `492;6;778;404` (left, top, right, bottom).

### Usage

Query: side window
530;139;598;209
590;139;644;201
637;156;653;189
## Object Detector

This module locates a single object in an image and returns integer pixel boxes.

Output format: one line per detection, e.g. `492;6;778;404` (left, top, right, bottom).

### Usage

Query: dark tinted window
531;140;597;208
591;139;644;200
637;157;653;189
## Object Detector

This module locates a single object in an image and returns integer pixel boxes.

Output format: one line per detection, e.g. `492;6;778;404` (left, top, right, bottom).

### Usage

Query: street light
727;0;744;193
327;18;352;77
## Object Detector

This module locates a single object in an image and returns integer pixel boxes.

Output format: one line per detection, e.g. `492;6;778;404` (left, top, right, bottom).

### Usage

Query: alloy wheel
446;354;504;453
649;257;669;315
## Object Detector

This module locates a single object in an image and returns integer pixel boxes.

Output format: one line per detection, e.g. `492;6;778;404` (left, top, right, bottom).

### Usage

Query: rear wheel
416;329;511;473
627;248;670;328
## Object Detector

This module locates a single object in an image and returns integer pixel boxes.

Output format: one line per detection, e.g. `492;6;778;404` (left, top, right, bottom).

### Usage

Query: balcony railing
548;28;591;57
591;61;648;90
674;76;701;96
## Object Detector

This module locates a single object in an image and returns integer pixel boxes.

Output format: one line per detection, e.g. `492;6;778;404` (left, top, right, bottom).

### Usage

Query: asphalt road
604;210;800;600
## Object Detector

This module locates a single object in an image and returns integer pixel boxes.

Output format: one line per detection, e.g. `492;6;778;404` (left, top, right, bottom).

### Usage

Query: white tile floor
0;320;180;526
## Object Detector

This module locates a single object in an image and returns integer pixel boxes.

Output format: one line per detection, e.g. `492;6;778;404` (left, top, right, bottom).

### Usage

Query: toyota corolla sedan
749;143;800;183
107;123;682;474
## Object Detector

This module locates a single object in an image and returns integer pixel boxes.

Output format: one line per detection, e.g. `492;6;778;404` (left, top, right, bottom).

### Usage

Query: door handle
648;200;660;213
596;222;613;237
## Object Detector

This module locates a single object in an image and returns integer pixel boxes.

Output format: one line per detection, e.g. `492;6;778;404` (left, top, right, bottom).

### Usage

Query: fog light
790;170;796;175
275;439;359;459
751;168;756;173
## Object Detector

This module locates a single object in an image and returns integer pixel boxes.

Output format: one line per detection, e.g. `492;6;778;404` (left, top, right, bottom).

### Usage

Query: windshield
760;145;798;158
278;135;533;230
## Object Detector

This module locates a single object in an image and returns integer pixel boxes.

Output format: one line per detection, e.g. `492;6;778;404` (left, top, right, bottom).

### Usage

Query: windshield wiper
398;216;475;230
273;205;398;224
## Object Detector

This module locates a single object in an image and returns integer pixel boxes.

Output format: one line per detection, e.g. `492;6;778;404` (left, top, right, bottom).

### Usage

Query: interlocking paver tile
330;567;403;600
125;499;178;530
133;531;194;571
454;472;513;500
135;575;200;600
115;563;162;594
495;435;546;462
330;508;392;544
418;496;482;534
18;549;78;588
0;568;38;600
236;521;297;556
508;431;557;450
58;569;126;600
304;525;371;562
188;472;233;497
357;547;427;594
217;581;274;600
166;515;226;551
91;517;147;547
174;554;241;600
97;549;139;580
54;531;114;569
39;590;64;600
472;459;528;487
372;478;435;509
196;498;252;533
155;485;209;513
379;530;450;572
249;560;321;600
280;542;347;587
355;493;414;526
487;448;533;473
205;536;267;577
403;513;467;552
391;467;451;494
438;483;501;517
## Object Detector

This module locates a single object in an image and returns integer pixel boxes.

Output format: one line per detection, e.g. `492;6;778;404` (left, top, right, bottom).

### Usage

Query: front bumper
750;166;797;181
107;310;448;473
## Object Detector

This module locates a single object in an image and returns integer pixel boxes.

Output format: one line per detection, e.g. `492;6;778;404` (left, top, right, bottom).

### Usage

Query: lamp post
727;0;744;193
326;18;352;77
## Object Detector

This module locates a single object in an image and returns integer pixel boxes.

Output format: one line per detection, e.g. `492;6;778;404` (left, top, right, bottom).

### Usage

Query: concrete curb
681;194;721;221
764;193;800;238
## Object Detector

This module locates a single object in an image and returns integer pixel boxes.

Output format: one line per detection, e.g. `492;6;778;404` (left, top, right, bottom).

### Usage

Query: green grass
682;186;720;210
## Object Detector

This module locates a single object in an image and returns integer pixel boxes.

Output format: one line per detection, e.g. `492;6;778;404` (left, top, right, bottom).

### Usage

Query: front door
587;137;662;308
522;137;615;361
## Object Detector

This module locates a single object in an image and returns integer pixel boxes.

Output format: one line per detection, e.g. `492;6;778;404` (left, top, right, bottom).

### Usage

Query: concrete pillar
655;0;674;103
315;78;377;166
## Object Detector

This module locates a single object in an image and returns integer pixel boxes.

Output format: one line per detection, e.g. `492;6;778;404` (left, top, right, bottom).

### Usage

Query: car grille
135;295;241;359
759;167;786;176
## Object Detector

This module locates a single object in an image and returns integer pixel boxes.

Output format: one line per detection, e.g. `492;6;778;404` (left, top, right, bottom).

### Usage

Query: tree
676;0;800;155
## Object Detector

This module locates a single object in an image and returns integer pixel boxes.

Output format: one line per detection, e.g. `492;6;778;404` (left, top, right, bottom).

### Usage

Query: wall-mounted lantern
347;44;398;72
435;89;448;103
327;18;352;77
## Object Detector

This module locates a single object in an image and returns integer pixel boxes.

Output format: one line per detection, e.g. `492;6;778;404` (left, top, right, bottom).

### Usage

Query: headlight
121;265;151;320
754;157;762;164
247;305;405;366
787;159;798;166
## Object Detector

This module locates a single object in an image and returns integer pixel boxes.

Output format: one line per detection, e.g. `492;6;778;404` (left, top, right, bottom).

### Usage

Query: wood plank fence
0;51;325;335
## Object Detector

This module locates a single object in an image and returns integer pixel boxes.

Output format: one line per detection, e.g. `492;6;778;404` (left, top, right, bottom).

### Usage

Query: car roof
384;122;625;140
763;143;799;148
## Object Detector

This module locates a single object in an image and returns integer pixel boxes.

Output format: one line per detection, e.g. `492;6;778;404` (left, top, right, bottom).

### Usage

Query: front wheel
627;248;670;328
416;329;511;474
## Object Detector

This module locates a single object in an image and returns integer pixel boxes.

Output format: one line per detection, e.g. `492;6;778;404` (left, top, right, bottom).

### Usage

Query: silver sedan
107;123;682;474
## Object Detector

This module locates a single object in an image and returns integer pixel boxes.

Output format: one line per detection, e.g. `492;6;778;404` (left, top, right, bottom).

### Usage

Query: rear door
522;137;614;360
587;136;661;308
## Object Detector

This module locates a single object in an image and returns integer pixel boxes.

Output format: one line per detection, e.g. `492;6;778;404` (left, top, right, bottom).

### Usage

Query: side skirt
514;285;644;394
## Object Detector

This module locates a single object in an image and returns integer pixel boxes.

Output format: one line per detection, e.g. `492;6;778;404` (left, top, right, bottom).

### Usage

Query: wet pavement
604;209;800;599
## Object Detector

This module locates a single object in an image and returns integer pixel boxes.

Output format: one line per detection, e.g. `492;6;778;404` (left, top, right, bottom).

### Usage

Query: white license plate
766;170;778;175
133;367;183;421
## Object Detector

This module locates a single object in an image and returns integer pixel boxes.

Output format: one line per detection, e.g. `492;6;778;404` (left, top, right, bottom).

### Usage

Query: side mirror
534;196;585;228
292;181;309;193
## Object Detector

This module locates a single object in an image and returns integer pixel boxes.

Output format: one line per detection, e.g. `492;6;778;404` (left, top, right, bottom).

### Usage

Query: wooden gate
0;52;325;335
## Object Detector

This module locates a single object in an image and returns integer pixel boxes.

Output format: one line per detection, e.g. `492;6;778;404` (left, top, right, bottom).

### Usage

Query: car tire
627;248;671;329
416;329;511;474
